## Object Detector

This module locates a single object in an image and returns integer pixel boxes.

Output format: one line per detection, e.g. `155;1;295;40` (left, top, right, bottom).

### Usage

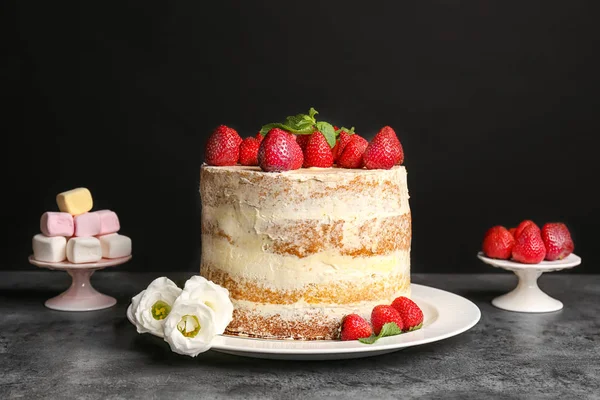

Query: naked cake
200;165;411;340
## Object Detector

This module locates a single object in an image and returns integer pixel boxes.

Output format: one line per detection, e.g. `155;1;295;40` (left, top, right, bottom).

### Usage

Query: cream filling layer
203;205;410;253
202;189;409;223
201;235;410;290
231;289;412;322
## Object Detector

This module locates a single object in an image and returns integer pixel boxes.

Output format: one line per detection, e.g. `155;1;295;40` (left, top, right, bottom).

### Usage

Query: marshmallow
66;237;102;264
56;188;93;216
32;234;67;263
73;212;101;237
40;212;74;237
94;210;120;235
98;233;131;258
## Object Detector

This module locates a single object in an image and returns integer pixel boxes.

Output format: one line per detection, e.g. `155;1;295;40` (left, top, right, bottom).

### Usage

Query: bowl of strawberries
477;220;581;313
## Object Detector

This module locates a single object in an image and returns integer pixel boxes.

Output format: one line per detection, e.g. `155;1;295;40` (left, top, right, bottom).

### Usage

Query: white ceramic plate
128;283;481;360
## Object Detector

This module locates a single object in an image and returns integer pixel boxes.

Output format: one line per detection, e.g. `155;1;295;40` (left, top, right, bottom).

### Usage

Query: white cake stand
28;255;132;312
477;252;581;313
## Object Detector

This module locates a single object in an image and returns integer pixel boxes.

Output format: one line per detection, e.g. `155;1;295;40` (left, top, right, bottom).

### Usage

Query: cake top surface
201;164;406;179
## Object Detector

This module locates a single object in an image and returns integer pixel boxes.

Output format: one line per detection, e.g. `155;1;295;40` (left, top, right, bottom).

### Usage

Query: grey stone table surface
1;271;599;400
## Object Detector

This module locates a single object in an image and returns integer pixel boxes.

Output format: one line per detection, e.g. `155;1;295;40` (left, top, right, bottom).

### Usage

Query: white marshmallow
98;233;132;258
66;237;102;264
32;234;67;263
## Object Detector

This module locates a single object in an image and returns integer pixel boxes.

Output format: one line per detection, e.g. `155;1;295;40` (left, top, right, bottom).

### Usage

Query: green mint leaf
314;121;336;148
284;114;314;131
259;122;314;136
358;322;403;345
408;322;423;332
379;322;403;337
308;107;318;121
335;126;355;135
358;335;379;344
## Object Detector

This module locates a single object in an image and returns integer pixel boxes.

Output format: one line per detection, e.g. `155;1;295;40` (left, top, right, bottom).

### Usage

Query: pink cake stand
28;255;132;311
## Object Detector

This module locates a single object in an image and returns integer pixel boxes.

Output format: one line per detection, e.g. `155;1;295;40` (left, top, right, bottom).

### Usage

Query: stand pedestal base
477;252;581;313
45;269;116;311
491;269;562;313
28;255;131;312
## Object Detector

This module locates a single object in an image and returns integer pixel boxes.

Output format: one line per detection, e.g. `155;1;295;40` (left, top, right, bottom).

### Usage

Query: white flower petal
163;300;216;357
129;277;182;338
179;276;233;334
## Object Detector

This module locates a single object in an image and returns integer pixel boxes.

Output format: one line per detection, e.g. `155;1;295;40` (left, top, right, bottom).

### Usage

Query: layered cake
200;165;411;339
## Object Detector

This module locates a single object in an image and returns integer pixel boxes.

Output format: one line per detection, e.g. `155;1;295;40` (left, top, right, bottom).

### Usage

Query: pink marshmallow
94;210;120;235
73;212;101;237
40;212;74;237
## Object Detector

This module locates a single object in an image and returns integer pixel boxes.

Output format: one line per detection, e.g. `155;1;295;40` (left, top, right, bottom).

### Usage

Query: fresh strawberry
303;131;333;168
372;126;404;165
340;314;373;341
482;226;515;259
332;131;354;162
362;137;397;169
371;305;404;335
513;220;539;239
257;128;303;172
204;125;243;166
238;137;261;166
508;227;516;237
290;139;304;170
390;296;423;331
338;135;368;169
255;132;264;142
541;223;575;261
512;225;546;263
296;134;311;152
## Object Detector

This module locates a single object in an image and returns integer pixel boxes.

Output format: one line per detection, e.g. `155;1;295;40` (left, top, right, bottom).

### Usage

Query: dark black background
3;1;599;273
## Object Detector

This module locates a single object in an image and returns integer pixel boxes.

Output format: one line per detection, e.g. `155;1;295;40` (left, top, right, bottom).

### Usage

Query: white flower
178;275;234;334
163;299;216;357
129;277;182;338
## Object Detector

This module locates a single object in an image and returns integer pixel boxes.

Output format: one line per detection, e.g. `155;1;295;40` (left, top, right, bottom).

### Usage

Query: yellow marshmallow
56;188;93;216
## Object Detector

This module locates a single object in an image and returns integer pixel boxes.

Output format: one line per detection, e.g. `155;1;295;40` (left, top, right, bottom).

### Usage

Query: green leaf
408;322;423;332
314;121;336;148
358;335;378;345
379;322;403;337
284;114;314;131
358;322;403;345
259;122;314;136
308;107;318;121
335;126;355;135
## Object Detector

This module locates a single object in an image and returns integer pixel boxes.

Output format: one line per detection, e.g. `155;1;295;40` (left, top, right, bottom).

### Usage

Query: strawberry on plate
390;296;423;331
513;220;539;239
482;226;515;260
541;222;575;261
512;224;546;264
340;314;373;341
371;305;404;335
205;125;243;166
